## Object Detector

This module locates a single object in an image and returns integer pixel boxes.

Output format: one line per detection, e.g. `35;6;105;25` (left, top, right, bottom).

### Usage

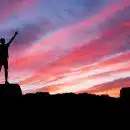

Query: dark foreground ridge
1;84;130;127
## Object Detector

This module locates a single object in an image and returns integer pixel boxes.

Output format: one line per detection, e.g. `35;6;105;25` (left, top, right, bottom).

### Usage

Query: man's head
0;38;5;45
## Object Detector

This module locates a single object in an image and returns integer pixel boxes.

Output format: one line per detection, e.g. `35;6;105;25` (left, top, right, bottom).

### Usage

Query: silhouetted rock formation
0;84;22;119
0;84;22;101
1;85;130;127
120;87;130;99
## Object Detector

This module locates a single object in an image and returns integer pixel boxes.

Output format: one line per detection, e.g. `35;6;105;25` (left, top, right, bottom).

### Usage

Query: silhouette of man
0;32;18;84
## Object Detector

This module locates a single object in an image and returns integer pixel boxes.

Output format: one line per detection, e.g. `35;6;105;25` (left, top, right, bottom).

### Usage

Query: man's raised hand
7;31;19;46
15;31;18;35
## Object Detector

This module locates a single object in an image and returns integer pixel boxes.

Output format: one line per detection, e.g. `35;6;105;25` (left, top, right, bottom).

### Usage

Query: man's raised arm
8;31;18;46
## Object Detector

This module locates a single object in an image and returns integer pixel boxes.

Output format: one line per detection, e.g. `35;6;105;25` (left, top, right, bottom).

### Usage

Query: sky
0;0;130;97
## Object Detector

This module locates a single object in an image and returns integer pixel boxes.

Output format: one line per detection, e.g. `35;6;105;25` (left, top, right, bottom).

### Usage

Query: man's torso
0;44;9;62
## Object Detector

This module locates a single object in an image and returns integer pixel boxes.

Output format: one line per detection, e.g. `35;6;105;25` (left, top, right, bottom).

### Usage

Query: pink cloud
2;0;130;96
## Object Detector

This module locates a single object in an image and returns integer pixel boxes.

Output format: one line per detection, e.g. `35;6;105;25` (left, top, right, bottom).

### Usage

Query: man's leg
4;60;9;84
